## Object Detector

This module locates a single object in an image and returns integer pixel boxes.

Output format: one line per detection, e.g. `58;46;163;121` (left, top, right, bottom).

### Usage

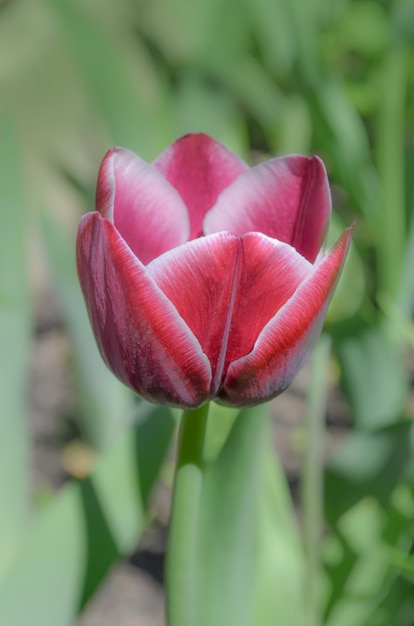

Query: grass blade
0;119;31;579
49;0;159;157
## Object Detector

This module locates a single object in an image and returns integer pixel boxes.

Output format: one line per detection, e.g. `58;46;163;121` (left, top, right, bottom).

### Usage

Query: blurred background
0;0;414;624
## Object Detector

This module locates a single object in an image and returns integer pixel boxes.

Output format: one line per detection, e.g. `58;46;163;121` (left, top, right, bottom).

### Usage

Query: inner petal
96;147;190;264
147;233;240;394
153;133;248;240
204;155;330;263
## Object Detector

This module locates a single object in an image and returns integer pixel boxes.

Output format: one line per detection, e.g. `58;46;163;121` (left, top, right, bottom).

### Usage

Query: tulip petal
147;232;240;395
147;232;313;396
76;212;212;407
220;228;353;406
204;155;331;262
153;133;248;240
96;147;190;264
226;233;313;367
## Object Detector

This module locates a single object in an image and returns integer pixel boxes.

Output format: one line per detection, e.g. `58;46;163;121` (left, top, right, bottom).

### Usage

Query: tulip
77;133;352;409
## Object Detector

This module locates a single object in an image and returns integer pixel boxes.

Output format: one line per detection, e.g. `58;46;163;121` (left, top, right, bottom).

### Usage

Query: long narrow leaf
376;46;408;296
0;119;31;579
49;0;159;157
195;405;306;626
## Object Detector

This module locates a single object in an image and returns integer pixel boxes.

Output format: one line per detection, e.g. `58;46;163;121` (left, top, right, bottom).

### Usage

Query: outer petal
147;233;240;395
147;232;313;396
225;233;313;366
76;212;211;407
96;147;190;264
153;133;248;240
219;228;353;407
204;155;331;262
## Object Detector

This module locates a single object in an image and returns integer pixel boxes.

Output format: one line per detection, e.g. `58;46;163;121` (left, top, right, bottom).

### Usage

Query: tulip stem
166;403;210;626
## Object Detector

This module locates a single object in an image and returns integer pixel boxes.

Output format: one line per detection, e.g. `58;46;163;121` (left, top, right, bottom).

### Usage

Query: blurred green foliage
0;0;413;624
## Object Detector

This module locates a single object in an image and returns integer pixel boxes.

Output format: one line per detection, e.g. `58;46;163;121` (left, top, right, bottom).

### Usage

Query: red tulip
77;133;352;408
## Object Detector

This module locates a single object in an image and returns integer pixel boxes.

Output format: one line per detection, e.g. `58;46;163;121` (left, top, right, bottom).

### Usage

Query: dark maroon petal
219;228;353;406
147;232;240;395
96;147;190;264
204;155;331;262
76;212;211;407
153;133;248;240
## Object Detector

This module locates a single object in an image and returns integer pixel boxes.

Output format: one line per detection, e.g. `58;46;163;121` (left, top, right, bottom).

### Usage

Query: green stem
166;403;210;626
302;336;331;626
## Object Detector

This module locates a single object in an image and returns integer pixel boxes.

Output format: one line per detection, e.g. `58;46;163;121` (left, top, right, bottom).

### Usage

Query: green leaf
80;406;174;606
398;202;414;318
325;499;390;626
325;421;414;522
324;485;414;625
172;73;248;157
196;0;251;67
284;0;319;83
392;0;414;45
309;80;380;224
195;407;264;626
48;0;160;157
208;56;284;147
325;217;365;323
203;402;239;464
0;485;85;626
252;443;307;626
333;321;407;429
245;0;295;79
341;2;388;57
139;0;224;63
277;95;312;155
195;405;306;626
0;119;31;579
375;46;408;297
0;408;174;625
301;336;332;626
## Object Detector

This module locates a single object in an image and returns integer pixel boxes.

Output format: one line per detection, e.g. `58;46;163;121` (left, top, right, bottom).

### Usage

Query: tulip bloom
77;133;351;408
